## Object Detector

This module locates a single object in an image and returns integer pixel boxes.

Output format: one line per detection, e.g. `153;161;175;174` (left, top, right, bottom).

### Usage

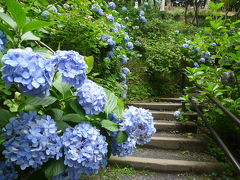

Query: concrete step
110;148;222;173
129;102;186;111
159;98;182;103
144;133;207;152
151;111;198;120
155;120;197;133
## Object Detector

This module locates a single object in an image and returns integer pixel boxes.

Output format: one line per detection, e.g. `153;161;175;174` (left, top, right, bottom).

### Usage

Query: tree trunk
160;0;165;11
205;0;210;9
184;0;189;23
166;0;171;10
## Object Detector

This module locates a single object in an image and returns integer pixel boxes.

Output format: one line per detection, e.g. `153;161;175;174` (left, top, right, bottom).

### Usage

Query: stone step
154;120;197;133
159;98;182;103
110;148;222;173
144;133;206;152
151;111;198;120
129;102;186;111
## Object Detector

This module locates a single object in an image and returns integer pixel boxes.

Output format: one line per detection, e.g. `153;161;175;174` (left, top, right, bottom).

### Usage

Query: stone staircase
110;98;223;174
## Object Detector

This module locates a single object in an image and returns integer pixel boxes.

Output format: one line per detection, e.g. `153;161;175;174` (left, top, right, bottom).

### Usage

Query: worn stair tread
110;156;222;173
159;98;182;102
150;111;198;116
152;132;204;141
154;120;196;126
131;148;217;162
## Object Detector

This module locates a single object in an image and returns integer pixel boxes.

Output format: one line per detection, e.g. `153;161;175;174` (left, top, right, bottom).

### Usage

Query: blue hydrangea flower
144;2;149;6
107;49;115;57
76;80;107;116
108;2;116;10
196;47;200;51
104;57;111;61
182;44;189;48
173;110;180;117
124;35;130;42
123;84;128;90
111;136;136;157
122;6;127;11
52;167;82;180
200;57;205;62
41;4;58;16
2;111;62;170
107;14;114;22
91;5;104;16
0;30;7;53
137;54;142;57
1;48;54;97
120;73;127;83
119;54;128;64
51;50;88;89
122;106;156;145
139;16;147;23
0;161;18;180
107;38;116;46
126;42;134;50
139;10;145;16
194;62;199;67
125;17;129;21
135;40;141;45
111;22;122;33
122;67;130;75
175;30;180;33
98;9;104;16
62;122;108;174
122;90;127;99
211;42;217;46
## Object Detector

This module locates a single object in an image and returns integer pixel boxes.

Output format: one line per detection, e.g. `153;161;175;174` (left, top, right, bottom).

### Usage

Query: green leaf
116;131;128;143
55;120;69;131
51;108;64;121
84;56;94;74
22;20;52;34
69;100;85;116
6;0;26;29
33;48;54;59
104;89;117;114
62;113;84;123
0;12;17;29
112;98;124;117
38;0;49;6
21;31;40;41
43;158;66;180
101;120;118;132
26;96;57;107
53;73;71;97
0;109;13;127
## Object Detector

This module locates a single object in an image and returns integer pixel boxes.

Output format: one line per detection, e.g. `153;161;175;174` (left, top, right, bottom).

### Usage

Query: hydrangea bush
0;1;155;179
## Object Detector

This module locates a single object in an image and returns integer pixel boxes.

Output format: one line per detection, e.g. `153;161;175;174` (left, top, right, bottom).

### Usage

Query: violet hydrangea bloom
76;80;107;116
2;111;62;170
1;48;54;97
126;42;134;50
0;161;18;180
51;50;88;89
122;106;156;145
108;2;116;10
62;122;108;174
0;30;7;53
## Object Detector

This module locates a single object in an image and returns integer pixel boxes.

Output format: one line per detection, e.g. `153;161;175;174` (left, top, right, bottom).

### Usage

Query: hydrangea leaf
21;31;40;41
0;12;17;29
62;113;84;123
116;131;128;143
51;108;64;121
25;96;57;107
6;0;26;29
69;100;85;116
22;20;52;34
33;48;54;59
104;89;117;114
43;158;66;180
0;109;13;127
101;120;118;132
55;120;70;132
53;72;72;98
84;56;94;74
112;98;124;117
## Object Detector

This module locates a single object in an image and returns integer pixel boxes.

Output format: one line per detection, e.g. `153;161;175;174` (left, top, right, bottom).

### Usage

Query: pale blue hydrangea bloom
120;73;127;83
62;122;108;174
175;30;180;33
139;16;147;23
1;48;54;97
51;50;88;88
139;10;145;16
194;62;199;67
124;35;130;42
107;48;115;57
91;5;104;16
76;80;107;116
107;14;114;22
98;9;104;16
122;6;127;11
126;42;134;50
182;43;189;48
196;47;200;51
200;57;205;62
135;40;141;45
104;57;111;61
108;2;116;10
111;136;136;157
122;67;130;75
2;111;62;170
119;54;129;64
41;4;58;16
0;30;7;53
107;38;116;46
123;84;128;90
173;110;180;117
125;17;129;20
52;167;82;180
122;106;156;145
211;42;217;46
0;161;18;180
144;2;149;6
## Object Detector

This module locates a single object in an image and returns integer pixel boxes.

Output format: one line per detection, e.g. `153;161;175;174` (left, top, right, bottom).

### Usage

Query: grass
81;164;153;180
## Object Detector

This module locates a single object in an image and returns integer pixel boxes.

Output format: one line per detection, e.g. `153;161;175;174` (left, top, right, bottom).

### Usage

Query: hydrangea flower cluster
51;50;88;88
173;110;181;117
0;161;18;180
144;2;149;6
120;67;131;99
62;122;108;174
111;136;136;157
122;6;127;11
1;48;54;97
221;71;236;86
76;80;107;116
119;54;129;64
91;5;104;16
41;4;58;16
108;2;116;10
0;30;7;53
139;10;147;23
122;106;156;145
126;42;134;50
107;14;114;22
2;111;62;170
